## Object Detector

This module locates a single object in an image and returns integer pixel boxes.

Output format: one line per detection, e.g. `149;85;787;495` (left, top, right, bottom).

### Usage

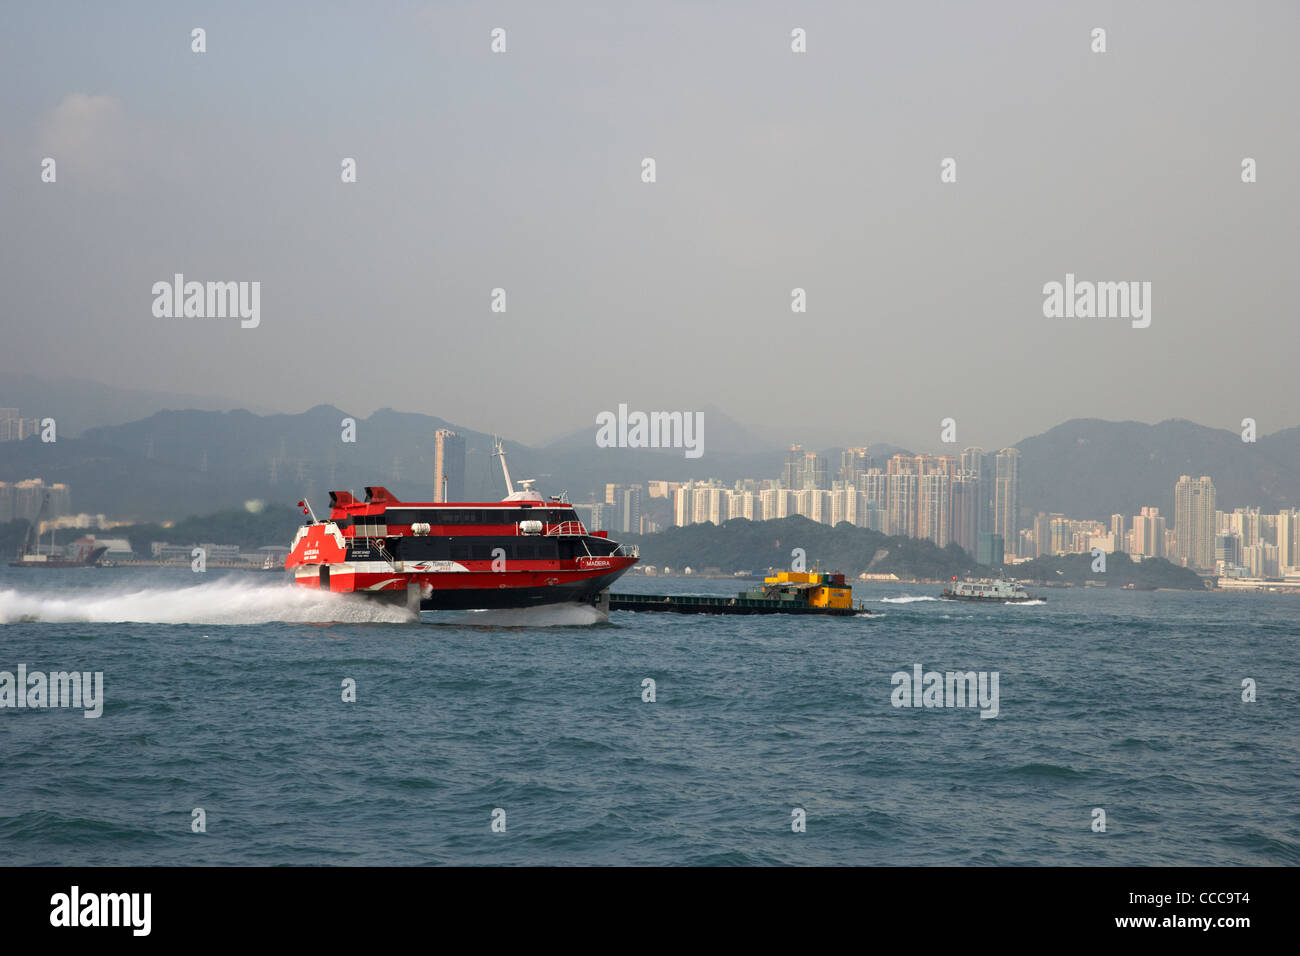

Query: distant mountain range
0;403;794;520
0;373;279;437
1;379;1296;523
1016;418;1300;518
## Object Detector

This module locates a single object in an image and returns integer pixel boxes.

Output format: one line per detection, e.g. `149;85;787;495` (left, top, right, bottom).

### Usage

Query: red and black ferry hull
416;567;632;610
291;559;636;611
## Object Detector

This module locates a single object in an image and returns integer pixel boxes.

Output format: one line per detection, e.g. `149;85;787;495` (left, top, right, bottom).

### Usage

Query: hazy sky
2;0;1296;453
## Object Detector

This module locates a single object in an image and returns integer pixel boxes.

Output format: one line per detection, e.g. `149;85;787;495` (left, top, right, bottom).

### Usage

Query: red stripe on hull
293;558;637;594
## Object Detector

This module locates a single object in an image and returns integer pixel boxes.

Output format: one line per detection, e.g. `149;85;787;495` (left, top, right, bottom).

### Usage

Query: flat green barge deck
608;592;863;615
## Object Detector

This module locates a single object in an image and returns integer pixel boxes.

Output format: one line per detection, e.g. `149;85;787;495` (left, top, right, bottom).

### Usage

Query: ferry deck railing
544;521;588;537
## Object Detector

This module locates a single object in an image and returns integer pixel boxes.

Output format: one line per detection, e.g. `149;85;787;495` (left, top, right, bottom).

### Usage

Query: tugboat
284;442;638;611
940;577;1043;604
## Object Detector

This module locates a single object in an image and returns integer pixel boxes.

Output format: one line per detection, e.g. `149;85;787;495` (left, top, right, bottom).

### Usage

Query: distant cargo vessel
285;442;637;611
9;547;107;569
9;492;107;569
940;577;1042;603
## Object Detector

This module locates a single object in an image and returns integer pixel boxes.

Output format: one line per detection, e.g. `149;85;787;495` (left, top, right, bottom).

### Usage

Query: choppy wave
0;580;415;625
1007;762;1085;780
879;595;938;603
1007;599;1047;606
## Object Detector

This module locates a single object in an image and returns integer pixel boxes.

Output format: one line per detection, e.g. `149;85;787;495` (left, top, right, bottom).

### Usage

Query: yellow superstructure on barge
760;571;854;609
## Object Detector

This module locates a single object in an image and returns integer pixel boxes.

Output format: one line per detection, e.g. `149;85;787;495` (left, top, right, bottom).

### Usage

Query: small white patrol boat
940;577;1043;603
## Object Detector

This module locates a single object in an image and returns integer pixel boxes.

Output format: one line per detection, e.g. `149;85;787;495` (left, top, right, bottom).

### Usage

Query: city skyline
586;463;1300;580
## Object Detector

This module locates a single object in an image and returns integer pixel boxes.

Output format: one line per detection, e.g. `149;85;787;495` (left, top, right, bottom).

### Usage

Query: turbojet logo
151;273;260;328
50;886;150;936
891;664;999;718
1042;273;1151;328
0;665;103;718
595;404;704;459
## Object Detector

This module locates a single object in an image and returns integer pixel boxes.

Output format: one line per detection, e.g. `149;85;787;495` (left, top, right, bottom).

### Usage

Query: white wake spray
458;603;606;627
0;579;415;625
879;595;939;604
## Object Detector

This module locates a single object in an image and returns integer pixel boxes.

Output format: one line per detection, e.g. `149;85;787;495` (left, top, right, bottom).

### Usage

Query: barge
609;571;869;616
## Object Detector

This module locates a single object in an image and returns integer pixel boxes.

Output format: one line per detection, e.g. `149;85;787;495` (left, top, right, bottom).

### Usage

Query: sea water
0;567;1296;865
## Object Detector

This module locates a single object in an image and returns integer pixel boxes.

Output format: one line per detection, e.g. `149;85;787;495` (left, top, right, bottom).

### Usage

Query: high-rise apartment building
961;446;994;534
1173;475;1216;570
783;445;803;490
0;409;42;442
802;452;829;491
917;473;951;547
616;485;642;534
1132;506;1166;558
887;471;918;539
858;470;888;533
1032;513;1051;558
674;484;693;526
1277;509;1299;570
950;474;981;556
994;448;1020;557
977;532;1004;566
839;447;870;486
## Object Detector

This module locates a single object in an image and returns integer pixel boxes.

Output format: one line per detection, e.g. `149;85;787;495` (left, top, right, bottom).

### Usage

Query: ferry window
450;543;470;560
